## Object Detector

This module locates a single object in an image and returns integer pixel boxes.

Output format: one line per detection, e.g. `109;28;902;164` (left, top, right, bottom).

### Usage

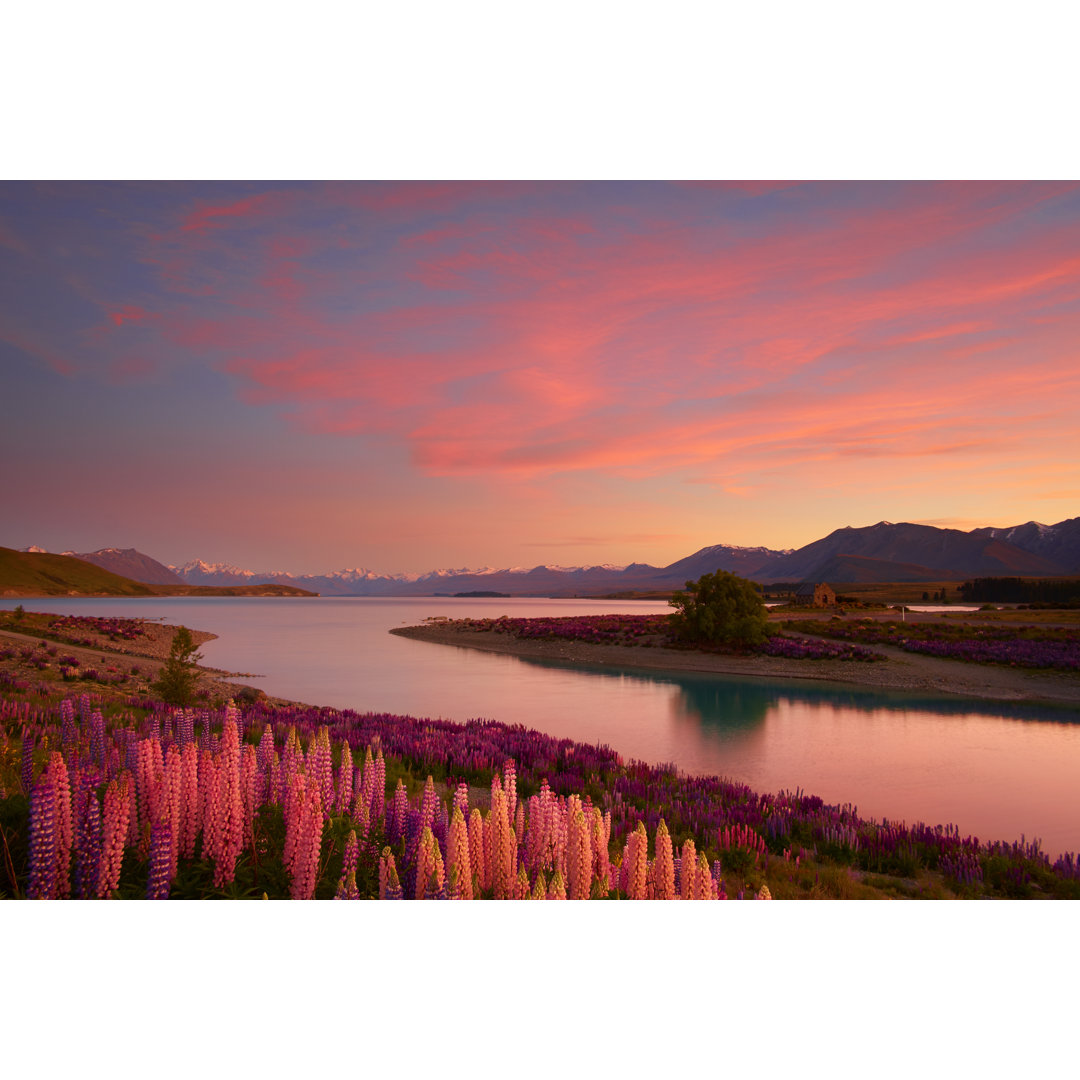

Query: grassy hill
0;547;316;597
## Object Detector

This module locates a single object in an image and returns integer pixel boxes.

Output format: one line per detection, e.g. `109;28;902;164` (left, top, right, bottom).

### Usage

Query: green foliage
150;626;203;706
668;570;769;648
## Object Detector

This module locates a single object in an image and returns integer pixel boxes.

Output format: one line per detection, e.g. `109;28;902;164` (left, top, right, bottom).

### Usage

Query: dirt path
390;624;1080;707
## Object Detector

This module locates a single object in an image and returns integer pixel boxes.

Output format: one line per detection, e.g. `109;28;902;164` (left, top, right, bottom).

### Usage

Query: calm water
4;595;1079;857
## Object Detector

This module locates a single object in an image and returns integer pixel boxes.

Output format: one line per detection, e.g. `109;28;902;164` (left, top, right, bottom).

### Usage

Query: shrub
668;570;769;649
150;626;203;706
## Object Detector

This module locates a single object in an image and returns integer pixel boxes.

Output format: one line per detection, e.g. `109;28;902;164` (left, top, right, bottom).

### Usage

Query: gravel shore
390;623;1080;707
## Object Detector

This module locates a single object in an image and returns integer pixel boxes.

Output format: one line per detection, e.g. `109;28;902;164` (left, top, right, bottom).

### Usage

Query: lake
4;595;1079;858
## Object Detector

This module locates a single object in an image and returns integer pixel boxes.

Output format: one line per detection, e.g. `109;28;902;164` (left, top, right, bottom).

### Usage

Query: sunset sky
2;180;1079;575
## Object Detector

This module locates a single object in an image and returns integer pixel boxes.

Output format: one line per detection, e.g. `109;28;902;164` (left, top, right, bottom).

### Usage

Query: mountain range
35;516;1079;597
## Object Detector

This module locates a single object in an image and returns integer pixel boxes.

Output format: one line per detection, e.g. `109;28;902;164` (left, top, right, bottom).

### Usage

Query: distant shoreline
390;623;1080;707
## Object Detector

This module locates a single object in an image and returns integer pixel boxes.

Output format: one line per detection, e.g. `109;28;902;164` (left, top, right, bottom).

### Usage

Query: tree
151;626;203;706
668;570;769;649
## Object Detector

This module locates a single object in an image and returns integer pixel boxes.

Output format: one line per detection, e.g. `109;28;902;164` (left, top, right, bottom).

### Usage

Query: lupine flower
489;788;515;899
379;848;403;900
756;883;772;900
45;752;73;898
335;829;360;900
335;741;353;817
20;735;34;797
566;806;592;900
468;808;488;894
74;782;103;900
446;806;473;900
27;780;58;899
680;838;698;900
623;822;649;900
416;826;446;900
650;820;675;900
97;774;131;898
146;820;172;899
213;715;245;888
179;743;200;859
290;775;323;900
547;868;567;900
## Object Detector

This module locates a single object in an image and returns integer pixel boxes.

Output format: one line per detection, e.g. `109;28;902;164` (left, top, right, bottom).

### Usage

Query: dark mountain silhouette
970;517;1080;572
756;521;1064;583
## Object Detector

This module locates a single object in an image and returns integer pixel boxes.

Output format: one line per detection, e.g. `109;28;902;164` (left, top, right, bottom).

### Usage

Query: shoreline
390;623;1080;707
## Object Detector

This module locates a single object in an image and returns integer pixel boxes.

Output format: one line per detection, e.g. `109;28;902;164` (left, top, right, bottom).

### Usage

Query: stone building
794;582;836;607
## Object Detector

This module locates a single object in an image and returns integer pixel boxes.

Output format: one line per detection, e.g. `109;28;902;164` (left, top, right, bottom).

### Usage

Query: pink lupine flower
146;819;173;899
680;838;698;900
651;820;675;900
469;808;488;894
502;759;517;821
566;807;592;900
489;788;515;899
379;848;402;900
97;774;131;898
45;752;73;898
453;782;469;821
239;744;258;844
290;775;323;900
213;715;245;888
623;822;649;900
335;741;353;817
590;808;611;890
514;800;525;846
353;796;370;840
179;743;199;859
698;853;717;899
307;726;334;822
547;868;567;900
416;826;446;900
446;806;473;900
371;750;386;823
515;866;530;899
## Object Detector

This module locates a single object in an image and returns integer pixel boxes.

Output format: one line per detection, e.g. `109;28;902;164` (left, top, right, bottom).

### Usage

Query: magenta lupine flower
256;723;275;771
389;780;409;845
290;776;323;900
446;806;473;900
97;774;131;898
146;820;172;899
336;741;353;817
419;775;439;833
651;820;675;900
359;746;374;812
514;800;525;846
27;780;58;900
566;807;592;900
335;829;360;900
75;787;103;900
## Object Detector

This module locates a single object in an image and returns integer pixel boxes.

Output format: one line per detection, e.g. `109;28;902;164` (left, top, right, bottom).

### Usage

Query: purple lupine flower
20;736;34;796
27;781;58;900
146;821;172;899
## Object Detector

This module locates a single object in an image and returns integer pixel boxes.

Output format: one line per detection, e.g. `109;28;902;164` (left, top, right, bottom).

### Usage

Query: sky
2;180;1080;576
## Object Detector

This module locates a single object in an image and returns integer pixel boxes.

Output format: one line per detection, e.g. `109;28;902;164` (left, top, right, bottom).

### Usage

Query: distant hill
60;547;184;585
0;547;316;598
